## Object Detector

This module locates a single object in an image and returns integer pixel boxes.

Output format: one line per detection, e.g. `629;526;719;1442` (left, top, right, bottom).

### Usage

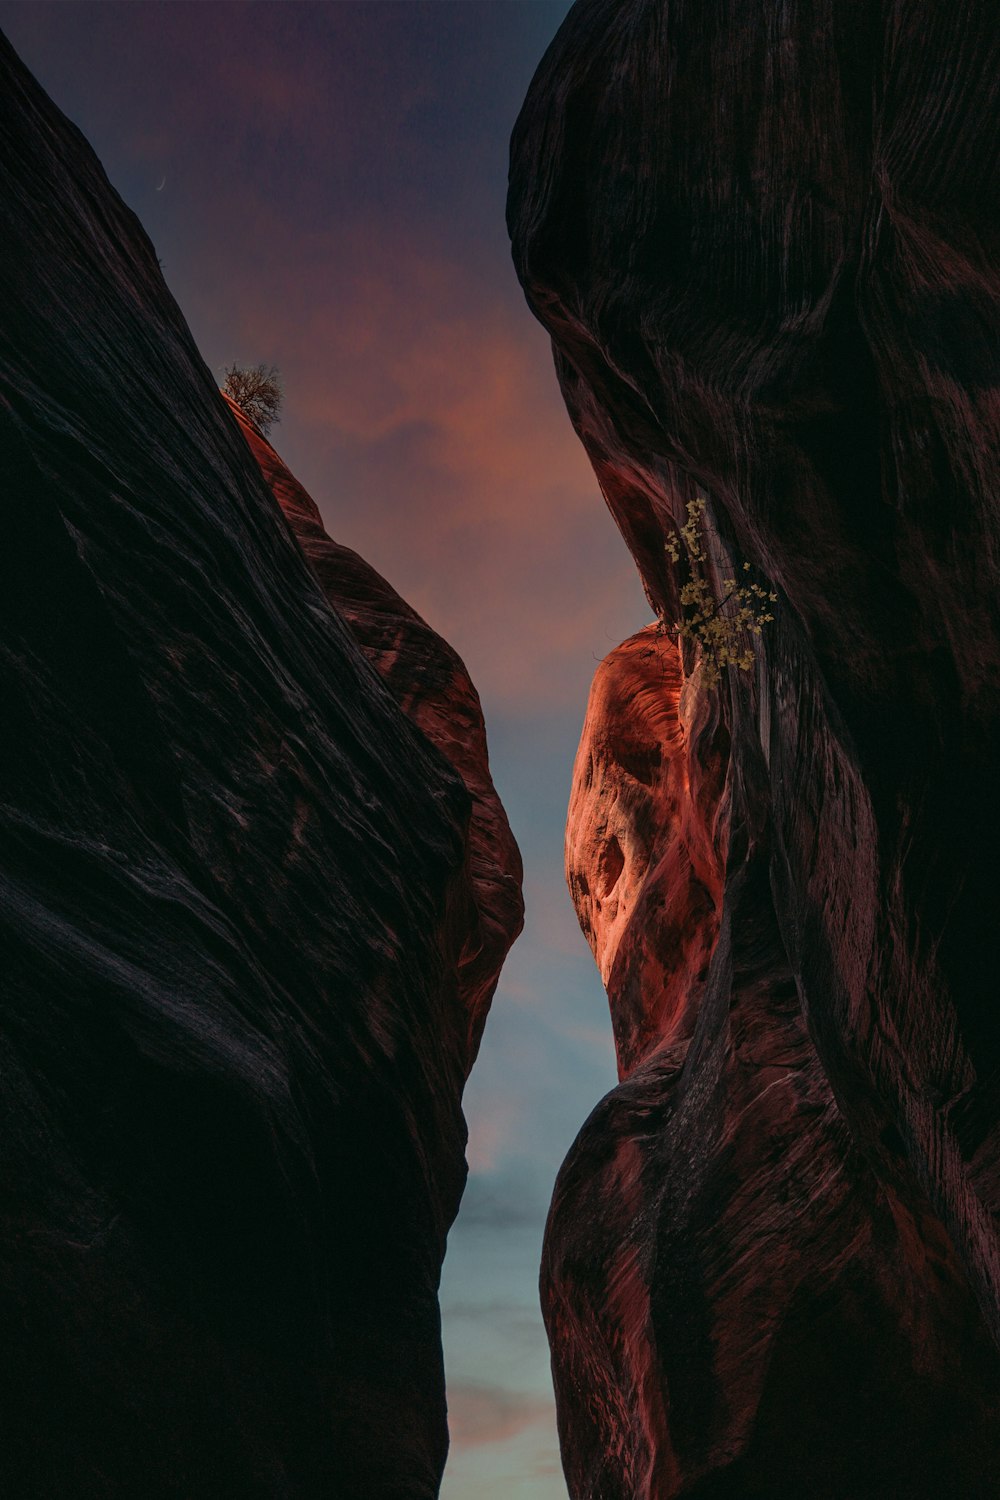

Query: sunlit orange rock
552;626;1000;1498
511;0;1000;1493
565;626;726;1078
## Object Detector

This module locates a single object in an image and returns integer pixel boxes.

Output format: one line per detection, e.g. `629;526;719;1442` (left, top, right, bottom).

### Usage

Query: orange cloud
447;1382;555;1451
177;197;650;714
464;1095;521;1174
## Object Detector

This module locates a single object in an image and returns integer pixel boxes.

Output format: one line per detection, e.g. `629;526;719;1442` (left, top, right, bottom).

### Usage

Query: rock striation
225;398;523;1063
0;29;519;1498
564;625;727;1082
509;1;1000;1494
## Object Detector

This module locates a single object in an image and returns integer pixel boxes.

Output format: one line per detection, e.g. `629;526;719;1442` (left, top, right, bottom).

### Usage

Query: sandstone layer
226;398;523;1062
0;30;519;1498
509;2;1000;1494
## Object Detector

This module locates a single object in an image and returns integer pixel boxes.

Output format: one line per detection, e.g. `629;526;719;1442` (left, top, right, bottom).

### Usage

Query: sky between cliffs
0;3;650;1494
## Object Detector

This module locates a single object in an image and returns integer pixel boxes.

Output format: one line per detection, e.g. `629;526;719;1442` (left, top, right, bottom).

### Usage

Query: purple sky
0;4;651;1492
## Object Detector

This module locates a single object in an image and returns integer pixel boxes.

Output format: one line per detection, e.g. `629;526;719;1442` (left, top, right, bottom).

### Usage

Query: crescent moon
156;176;166;192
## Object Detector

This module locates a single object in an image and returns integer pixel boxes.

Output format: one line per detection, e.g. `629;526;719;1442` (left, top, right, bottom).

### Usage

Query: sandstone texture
0;30;519;1498
509;2;1000;1494
226;398;523;1061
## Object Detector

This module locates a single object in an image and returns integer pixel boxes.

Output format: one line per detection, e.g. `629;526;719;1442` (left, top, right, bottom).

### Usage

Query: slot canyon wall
0;31;520;1498
508;1;1000;1496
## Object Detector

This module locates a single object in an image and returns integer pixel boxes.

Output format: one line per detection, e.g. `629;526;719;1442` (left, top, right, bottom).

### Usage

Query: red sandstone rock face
225;397;523;1061
0;31;519;1498
564;627;726;1079
510;1;1000;1493
555;628;1000;1497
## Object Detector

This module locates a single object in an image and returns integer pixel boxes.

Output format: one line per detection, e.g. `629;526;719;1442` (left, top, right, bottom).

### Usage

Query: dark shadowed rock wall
0;31;519;1498
509;2;1000;1494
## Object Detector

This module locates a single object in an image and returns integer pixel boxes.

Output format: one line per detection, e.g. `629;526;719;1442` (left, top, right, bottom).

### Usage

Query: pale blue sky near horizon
0;5;651;1493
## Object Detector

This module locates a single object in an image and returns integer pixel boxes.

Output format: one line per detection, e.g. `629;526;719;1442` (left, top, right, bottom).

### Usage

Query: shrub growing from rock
663;497;776;686
222;362;283;436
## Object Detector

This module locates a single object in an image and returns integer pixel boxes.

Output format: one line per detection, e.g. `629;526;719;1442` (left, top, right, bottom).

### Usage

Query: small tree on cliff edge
223;362;283;436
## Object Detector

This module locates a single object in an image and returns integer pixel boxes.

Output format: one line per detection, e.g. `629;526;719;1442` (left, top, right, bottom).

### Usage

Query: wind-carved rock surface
226;398;523;1061
509;1;1000;1494
0;31;519;1498
564;626;727;1081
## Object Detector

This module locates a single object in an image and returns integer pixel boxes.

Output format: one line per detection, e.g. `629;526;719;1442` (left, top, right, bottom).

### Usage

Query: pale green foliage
663;497;776;687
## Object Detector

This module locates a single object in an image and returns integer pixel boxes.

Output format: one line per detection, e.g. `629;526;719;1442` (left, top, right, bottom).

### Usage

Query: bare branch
223;362;283;436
